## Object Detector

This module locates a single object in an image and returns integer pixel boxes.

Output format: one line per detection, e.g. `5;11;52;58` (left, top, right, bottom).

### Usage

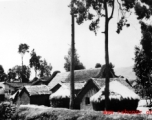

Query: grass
12;104;152;120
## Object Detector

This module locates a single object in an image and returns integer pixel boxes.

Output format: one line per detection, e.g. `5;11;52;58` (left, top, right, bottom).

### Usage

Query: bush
12;105;152;120
0;101;16;120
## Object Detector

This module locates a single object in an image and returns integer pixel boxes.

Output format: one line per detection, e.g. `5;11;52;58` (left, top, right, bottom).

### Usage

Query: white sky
0;0;142;79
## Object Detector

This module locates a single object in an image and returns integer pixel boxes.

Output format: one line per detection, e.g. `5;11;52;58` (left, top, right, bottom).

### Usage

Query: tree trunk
21;55;23;83
35;69;37;78
104;1;110;111
69;4;75;109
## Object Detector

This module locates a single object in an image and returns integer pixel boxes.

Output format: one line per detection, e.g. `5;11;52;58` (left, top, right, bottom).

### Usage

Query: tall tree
70;0;136;110
133;23;152;103
134;0;152;104
18;43;29;67
29;49;41;77
39;59;52;78
64;48;85;72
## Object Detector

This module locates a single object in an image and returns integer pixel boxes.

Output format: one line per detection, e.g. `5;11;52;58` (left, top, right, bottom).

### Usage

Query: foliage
13;105;152;120
133;22;152;101
29;49;41;77
64;48;85;72
0;65;7;82
18;43;29;66
0;102;16;120
70;0;136;34
95;63;102;68
135;0;152;20
18;43;29;55
134;0;152;100
39;59;52;78
9;65;31;82
69;0;136;110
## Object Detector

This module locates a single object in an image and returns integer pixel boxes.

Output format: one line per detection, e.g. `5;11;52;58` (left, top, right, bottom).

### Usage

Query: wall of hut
16;90;50;106
16;91;30;105
80;88;98;110
30;95;50;106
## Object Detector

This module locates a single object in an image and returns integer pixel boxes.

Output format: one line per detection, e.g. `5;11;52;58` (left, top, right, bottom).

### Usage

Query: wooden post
69;3;75;109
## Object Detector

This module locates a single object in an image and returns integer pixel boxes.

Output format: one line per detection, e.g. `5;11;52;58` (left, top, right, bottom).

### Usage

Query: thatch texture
24;85;51;96
90;81;140;111
91;77;133;90
48;68;101;89
4;82;31;89
50;85;70;100
49;85;70;108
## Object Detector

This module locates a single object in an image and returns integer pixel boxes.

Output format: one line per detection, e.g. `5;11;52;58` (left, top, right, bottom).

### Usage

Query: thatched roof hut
49;85;70;108
48;68;101;89
49;81;86;108
90;81;140;111
16;85;52;106
48;66;118;89
50;85;70;100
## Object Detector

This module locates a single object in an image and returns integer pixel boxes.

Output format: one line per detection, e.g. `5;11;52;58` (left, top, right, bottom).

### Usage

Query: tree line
0;43;52;82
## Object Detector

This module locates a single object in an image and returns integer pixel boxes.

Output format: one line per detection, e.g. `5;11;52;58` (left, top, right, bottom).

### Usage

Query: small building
90;80;140;111
50;85;70;108
16;85;51;106
49;82;86;108
75;79;100;110
48;68;101;90
4;82;31;96
48;65;117;90
31;71;60;85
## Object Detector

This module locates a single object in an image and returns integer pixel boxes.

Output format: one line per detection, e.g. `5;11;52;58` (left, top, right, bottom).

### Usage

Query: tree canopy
29;49;41;77
69;0;136;110
133;0;152;100
64;48;85;72
10;65;31;82
95;63;102;68
39;59;52;78
18;43;29;66
0;65;7;82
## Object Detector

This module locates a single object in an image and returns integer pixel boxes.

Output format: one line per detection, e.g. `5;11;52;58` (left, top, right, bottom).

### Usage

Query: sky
0;0;142;79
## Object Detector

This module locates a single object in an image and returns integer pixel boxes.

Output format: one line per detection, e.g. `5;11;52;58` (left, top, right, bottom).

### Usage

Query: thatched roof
4;82;31;89
22;85;51;96
50;81;86;100
32;71;60;85
48;68;101;89
49;85;71;100
91;77;133;90
90;80;140;103
60;81;86;90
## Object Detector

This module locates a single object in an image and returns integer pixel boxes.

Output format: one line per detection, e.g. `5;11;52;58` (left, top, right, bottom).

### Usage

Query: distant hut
48;68;101;89
16;85;51;106
90;81;140;111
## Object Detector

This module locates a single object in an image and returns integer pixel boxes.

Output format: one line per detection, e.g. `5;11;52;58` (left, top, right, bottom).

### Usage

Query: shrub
0;101;16;119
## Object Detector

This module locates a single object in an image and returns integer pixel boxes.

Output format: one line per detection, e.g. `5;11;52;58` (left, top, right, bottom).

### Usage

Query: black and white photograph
0;0;152;119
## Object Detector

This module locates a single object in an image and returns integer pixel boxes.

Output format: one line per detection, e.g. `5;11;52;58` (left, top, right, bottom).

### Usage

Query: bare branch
117;0;122;10
108;0;115;21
